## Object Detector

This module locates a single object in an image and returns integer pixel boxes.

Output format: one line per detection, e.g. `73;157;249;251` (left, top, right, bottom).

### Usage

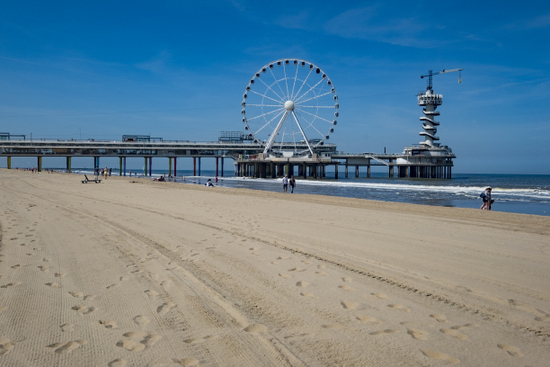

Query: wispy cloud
323;7;434;47
135;51;172;74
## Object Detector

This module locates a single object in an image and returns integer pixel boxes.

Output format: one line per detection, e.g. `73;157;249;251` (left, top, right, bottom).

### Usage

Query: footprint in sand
370;329;400;335
338;285;356;291
420;349;460;364
69;291;84;298
342;277;352;283
60;324;74;332
244;324;268;333
160;280;173;289
535;313;550;322
1;282;21;289
300;292;317;298
106;283;120;289
441;328;469;341
108;359;127;367
0;338;15;356
72;305;95;315
279;273;292;279
145;290;159;299
45;282;61;288
450;323;478;330
48;340;88;354
356;315;381;324
117;331;162;352
407;328;429;340
387;304;410;312
10;264;21;269
430;314;448;323
119;275;130;281
497;344;524;357
289;267;306;272
322;324;345;330
174;358;200;366
43;257;52;262
371;293;388;299
296;281;309;287
99;320;119;329
184;334;219;345
315;271;329;276
133;315;150;325
54;273;66;278
38;266;50;272
157;302;176;316
341;301;359;310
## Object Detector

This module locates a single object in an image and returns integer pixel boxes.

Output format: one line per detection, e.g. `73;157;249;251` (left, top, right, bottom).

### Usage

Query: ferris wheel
242;59;338;157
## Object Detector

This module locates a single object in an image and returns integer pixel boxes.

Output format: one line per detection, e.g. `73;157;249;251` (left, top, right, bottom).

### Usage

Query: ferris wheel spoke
295;108;334;124
248;89;284;105
246;107;284;122
268;67;287;99
297;105;335;109
297;91;335;105
254;109;286;136
283;63;290;99
290;63;300;99
256;77;285;102
246;104;284;107
294;78;326;104
295;111;325;140
291;68;313;101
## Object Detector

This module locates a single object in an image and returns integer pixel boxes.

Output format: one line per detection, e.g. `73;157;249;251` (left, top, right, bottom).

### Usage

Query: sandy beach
0;169;549;366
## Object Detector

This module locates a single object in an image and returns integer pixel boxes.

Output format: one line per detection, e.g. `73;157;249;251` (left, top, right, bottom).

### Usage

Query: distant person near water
289;176;296;193
94;167;100;181
480;187;492;210
282;175;288;193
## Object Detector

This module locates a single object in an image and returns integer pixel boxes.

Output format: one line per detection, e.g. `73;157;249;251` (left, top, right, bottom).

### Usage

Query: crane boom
420;68;463;90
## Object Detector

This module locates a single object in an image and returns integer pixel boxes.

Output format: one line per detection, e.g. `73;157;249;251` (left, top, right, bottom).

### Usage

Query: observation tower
396;68;462;179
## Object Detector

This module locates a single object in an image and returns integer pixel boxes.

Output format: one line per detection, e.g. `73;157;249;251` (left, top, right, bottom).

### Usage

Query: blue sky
1;0;549;173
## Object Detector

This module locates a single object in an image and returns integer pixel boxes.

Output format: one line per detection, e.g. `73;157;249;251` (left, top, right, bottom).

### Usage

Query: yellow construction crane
421;68;462;90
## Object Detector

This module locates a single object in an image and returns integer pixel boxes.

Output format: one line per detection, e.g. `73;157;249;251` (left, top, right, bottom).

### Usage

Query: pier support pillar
144;157;148;176
193;157;196;176
355;165;359;178
7;156;11;169
345;164;348;178
220;158;224;177
65;157;71;173
149;157;153;176
174;157;177;177
334;163;338;179
367;165;371;178
123;157;127;176
198;157;201;176
37;156;42;172
94;156;100;170
119;157;122;176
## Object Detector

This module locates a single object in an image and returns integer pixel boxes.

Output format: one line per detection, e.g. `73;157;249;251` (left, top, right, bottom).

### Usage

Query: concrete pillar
345;164;348;178
37;156;42;172
94;156;100;170
66;156;71;173
367;165;371;178
302;163;306;179
149;157;153;176
174;157;177;177
144;157;148;176
193;157;196;176
168;157;172;176
334;163;338;179
123;157;127;176
215;157;219;177
7;156;11;169
220;157;223;177
355;165;359;178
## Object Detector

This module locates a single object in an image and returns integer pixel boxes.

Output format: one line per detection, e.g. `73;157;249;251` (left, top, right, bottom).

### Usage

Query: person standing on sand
94;167;100;181
282;175;288;193
104;167;108;180
480;187;492;210
289;176;296;193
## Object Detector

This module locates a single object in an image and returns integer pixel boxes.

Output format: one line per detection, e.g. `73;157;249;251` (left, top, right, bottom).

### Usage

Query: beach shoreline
1;169;549;366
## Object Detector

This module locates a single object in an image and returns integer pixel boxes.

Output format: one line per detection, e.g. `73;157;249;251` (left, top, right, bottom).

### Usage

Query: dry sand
0;169;549;366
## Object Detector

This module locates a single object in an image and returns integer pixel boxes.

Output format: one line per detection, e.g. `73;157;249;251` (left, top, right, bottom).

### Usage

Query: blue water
67;168;550;217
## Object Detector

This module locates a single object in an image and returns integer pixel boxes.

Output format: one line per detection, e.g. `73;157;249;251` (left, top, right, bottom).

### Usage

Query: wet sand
1;169;549;366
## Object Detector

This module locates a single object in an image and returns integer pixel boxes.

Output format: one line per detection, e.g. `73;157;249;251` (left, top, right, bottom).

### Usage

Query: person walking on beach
282;175;289;193
289;176;296;193
94;167;100;181
104;167;108;180
480;187;492;210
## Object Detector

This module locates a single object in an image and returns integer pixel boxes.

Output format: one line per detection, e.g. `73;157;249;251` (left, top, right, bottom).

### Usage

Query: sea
63;168;550;217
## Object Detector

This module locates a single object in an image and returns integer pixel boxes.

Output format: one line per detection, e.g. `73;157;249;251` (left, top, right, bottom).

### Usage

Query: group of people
282;175;296;193
94;167;111;180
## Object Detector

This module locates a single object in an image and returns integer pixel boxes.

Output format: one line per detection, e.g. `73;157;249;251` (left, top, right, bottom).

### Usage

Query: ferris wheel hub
284;100;295;111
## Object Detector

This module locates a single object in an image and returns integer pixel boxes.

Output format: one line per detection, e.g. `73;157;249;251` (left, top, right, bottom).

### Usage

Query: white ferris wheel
242;59;339;157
